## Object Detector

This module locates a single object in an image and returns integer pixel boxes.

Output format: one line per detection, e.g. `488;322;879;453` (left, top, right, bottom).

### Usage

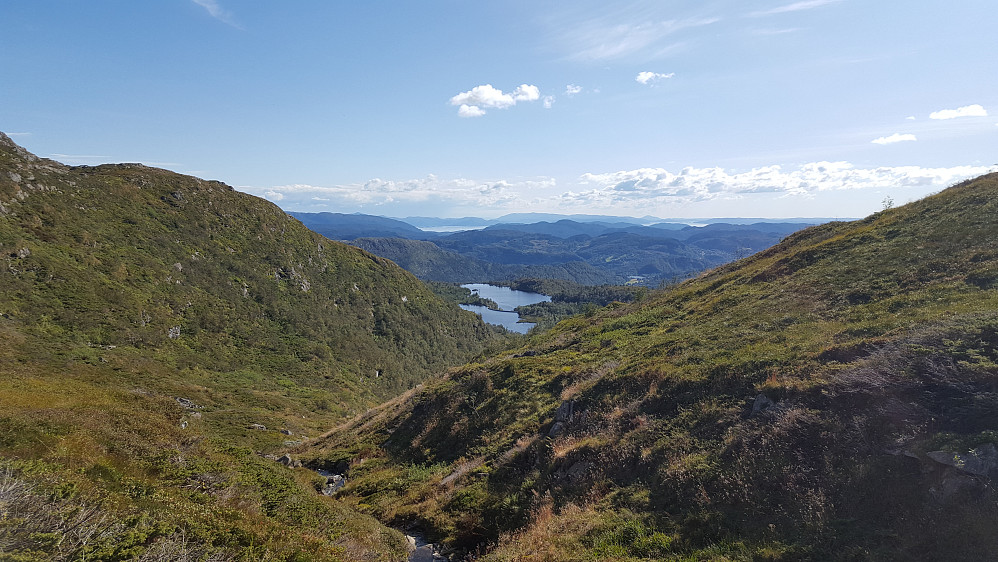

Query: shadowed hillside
304;173;998;560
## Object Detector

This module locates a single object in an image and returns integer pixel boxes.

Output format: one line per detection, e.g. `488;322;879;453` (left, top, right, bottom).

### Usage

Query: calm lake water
459;283;551;334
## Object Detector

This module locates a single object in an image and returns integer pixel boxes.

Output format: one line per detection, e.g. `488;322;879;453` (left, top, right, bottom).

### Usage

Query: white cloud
263;190;284;201
751;0;842;16
191;0;241;28
871;133;917;145
513;84;540;102
449;84;541;117
929;104;988;120
457;104;486;118
565;84;582;96
543;96;555;109
636;71;675;85
572;162;995;209
905;116;916;120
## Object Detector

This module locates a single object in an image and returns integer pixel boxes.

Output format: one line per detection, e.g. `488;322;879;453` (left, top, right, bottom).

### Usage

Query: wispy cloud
449;84;541;117
543;96;556;109
191;0;241;28
750;0;842;17
565;84;582;96
871;133;917;145
636;71;675;85
50;153;110;161
929;104;988;120
561;17;718;62
6;132;31;137
751;27;801;35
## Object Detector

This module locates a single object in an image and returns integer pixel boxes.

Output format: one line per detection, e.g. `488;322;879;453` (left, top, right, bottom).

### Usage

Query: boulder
751;393;775;416
926;444;998;476
554;400;574;423
277;454;302;468
548;421;565;438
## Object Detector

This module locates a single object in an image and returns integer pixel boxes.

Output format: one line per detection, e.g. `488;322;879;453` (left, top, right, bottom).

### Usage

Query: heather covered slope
0;132;499;560
304;173;998;560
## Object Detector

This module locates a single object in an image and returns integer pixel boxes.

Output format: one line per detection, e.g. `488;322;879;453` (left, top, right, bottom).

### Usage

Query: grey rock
554;400;574;423
930;471;977;501
280;428;293;436
322;473;346;496
248;423;267;430
751;393;775;415
926;444;998;476
175;397;199;409
565;461;591;481
548;421;565;438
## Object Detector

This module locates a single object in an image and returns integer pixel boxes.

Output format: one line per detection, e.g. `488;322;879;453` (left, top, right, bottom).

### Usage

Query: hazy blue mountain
289;211;436;240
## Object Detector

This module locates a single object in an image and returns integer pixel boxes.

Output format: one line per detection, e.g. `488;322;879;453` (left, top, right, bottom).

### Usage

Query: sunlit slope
305;173;998;560
0;132;496;560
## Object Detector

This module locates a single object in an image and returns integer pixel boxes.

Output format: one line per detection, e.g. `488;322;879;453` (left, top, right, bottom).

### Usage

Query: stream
314;469;450;561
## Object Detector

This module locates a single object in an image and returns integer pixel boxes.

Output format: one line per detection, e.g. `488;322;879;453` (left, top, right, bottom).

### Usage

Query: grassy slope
304;173;998;560
0;132;500;560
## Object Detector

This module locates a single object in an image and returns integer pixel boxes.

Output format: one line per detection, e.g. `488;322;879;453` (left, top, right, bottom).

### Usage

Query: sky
2;1;996;220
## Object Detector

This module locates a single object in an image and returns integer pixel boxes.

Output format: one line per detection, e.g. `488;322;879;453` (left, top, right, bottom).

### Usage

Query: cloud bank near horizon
248;162;994;218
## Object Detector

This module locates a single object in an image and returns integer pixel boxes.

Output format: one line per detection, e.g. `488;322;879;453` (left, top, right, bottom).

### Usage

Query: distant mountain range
290;211;824;285
398;213;851;229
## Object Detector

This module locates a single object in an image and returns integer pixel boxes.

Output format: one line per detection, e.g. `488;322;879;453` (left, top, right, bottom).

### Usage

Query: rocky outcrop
926;444;998;477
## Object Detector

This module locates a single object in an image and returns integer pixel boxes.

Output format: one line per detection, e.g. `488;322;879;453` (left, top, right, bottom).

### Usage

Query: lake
459;283;551;334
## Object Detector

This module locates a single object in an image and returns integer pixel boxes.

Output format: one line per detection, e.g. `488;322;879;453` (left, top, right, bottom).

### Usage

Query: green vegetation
425;281;502;310
0;132;501;559
351;237;621;285
500;278;648;329
305;173;998;560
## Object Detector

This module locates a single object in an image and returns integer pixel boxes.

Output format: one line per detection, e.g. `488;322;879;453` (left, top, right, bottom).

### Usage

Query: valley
2;130;997;561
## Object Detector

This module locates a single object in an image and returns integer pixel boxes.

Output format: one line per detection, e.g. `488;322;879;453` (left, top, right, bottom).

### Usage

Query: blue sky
2;1;996;219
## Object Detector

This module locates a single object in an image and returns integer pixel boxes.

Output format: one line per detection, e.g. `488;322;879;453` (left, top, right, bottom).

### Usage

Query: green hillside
0;132;500;560
303;173;998;560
